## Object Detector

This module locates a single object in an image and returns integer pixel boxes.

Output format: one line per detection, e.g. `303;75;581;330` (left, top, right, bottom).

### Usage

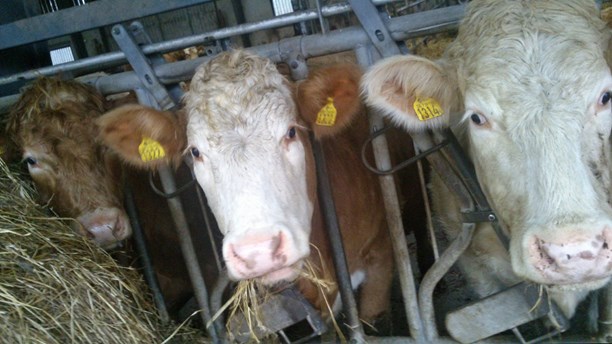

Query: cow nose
224;230;302;282
76;207;133;249
528;226;612;284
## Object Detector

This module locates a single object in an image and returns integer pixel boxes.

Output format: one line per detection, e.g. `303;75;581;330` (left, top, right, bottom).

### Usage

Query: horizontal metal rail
0;0;215;50
0;2;464;94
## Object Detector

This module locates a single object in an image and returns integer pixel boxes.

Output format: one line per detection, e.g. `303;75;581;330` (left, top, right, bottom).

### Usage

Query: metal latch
446;281;569;343
228;286;328;343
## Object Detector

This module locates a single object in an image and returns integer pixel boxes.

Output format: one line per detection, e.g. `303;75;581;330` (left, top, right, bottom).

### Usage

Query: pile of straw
0;159;201;343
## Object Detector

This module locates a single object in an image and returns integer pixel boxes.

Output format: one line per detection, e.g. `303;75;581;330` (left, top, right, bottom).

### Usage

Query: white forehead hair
184;50;296;152
448;0;610;125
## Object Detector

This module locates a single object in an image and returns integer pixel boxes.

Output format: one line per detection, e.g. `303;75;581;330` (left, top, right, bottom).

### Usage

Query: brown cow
96;50;423;327
5;77;211;314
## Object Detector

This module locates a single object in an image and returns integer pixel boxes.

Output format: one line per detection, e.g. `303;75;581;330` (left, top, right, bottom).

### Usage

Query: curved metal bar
419;222;475;341
148;170;197;199
361;126;449;175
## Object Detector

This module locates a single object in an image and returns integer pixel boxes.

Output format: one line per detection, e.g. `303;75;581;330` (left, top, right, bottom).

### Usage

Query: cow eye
24;157;37;166
287;127;297;139
470;113;488;126
190;147;201;159
600;91;611;106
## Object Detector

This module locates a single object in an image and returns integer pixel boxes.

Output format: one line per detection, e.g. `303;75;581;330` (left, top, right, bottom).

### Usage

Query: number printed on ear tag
413;97;444;121
138;137;166;162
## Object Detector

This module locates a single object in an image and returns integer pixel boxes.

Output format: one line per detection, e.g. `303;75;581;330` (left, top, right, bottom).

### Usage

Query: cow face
7;78;132;249
363;0;612;293
184;51;314;284
97;51;363;285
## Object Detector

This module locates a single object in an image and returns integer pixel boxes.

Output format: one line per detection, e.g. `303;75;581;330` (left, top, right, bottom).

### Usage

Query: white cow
363;0;612;318
97;50;406;324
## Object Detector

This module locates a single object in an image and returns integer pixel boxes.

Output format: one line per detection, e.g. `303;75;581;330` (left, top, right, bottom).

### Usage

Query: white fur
184;50;313;281
363;0;612;318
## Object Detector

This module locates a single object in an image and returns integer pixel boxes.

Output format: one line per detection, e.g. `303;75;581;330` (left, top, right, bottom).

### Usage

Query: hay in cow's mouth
0;159;205;343
209;258;337;343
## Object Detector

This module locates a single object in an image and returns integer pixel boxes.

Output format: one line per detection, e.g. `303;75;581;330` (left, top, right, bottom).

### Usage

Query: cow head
7;78;132;249
98;50;362;285
363;0;612;292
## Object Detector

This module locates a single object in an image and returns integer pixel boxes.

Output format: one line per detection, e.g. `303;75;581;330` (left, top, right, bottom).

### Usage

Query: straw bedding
0;159;204;343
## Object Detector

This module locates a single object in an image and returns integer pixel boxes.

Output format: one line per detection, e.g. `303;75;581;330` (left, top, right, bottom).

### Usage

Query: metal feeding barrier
3;0;612;343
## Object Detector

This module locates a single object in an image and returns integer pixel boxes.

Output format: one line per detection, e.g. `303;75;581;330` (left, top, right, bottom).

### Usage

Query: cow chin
544;276;610;293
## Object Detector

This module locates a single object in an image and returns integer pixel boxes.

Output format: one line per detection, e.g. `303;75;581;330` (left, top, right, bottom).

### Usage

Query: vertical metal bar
116;24;219;341
355;44;425;341
315;0;328;34
420;222;474;341
369;111;426;341
599;283;612;342
123;184;170;323
311;135;365;342
157;165;220;342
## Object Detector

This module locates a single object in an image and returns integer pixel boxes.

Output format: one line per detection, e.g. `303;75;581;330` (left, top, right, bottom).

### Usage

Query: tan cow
5;77;209;314
96;50;421;325
363;0;612;318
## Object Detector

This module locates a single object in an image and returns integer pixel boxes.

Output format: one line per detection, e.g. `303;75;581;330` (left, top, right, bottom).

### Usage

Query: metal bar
157;164;219;342
117;24;219;341
315;0;328;34
0;3;465;89
410;131;477;341
111;24;175;110
0;0;215;50
123;183;170;323
420;222;475;341
311;135;365;342
210;272;230;340
355;44;425;341
599;283;612;342
349;0;401;57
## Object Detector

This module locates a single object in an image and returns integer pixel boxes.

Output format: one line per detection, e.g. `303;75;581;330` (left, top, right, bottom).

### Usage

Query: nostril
230;244;254;270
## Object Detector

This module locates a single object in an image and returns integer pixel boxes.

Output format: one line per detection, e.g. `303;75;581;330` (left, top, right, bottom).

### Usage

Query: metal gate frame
2;1;612;343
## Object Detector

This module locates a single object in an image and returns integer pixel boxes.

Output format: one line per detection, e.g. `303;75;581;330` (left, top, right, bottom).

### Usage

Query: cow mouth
529;235;612;286
257;261;303;285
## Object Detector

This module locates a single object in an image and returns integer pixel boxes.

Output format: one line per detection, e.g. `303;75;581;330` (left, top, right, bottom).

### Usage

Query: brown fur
99;54;427;327
5;77;211;315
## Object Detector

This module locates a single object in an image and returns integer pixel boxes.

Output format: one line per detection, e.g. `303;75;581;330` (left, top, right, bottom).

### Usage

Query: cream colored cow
364;0;612;318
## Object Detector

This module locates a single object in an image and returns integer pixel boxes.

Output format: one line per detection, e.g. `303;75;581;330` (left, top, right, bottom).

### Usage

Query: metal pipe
368;111;426;341
315;0;328;34
599;283;612;342
210;272;231;341
419;222;475;341
123;183;170;323
311;135;365;342
355;44;425;341
157;164;219;343
0;3;464;89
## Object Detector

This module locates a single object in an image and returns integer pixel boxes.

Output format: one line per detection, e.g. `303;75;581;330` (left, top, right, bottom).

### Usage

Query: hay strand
0;159;205;343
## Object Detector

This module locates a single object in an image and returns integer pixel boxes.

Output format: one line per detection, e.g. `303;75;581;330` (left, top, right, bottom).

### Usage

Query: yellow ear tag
138;137;166;162
315;97;337;127
413;97;444;121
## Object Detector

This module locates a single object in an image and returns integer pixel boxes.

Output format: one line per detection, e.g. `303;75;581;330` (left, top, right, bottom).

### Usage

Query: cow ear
96;104;186;169
362;55;459;133
296;64;363;139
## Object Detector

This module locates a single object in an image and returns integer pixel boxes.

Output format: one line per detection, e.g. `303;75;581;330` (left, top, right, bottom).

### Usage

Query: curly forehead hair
6;77;106;144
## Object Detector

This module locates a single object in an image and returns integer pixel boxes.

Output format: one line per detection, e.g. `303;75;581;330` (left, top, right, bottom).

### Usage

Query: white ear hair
361;55;453;134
